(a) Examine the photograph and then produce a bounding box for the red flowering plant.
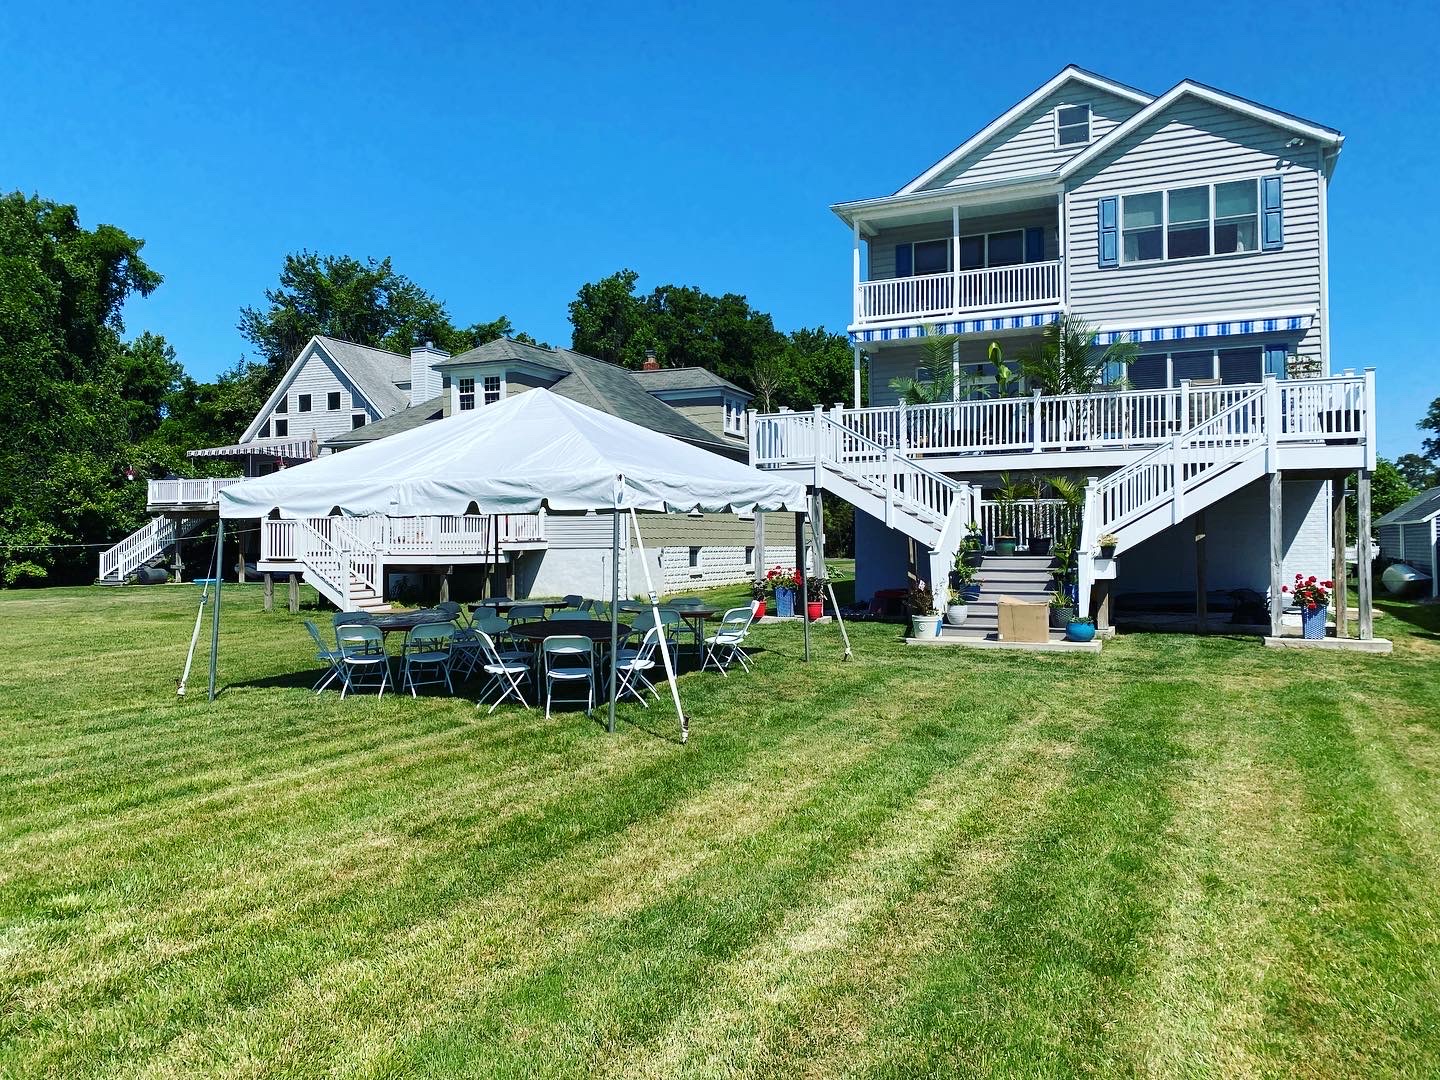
[1281,573,1334,612]
[764,565,800,593]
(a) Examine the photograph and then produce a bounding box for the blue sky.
[3,0,1437,457]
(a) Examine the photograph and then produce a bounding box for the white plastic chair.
[304,620,345,693]
[336,624,391,698]
[474,630,532,713]
[614,625,663,706]
[629,608,682,667]
[401,623,455,697]
[508,602,545,622]
[541,635,594,720]
[702,606,756,676]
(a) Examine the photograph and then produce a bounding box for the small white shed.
[1376,486,1440,597]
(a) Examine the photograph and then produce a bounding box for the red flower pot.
[806,600,823,622]
[753,599,767,619]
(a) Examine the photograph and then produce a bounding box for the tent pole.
[629,508,687,744]
[811,492,852,660]
[799,511,811,662]
[208,517,224,702]
[608,509,620,734]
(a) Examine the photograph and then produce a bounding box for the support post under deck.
[1268,471,1284,638]
[1194,510,1207,629]
[1332,479,1348,638]
[1357,469,1374,640]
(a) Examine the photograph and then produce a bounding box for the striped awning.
[1096,312,1312,346]
[849,311,1061,344]
[187,438,316,461]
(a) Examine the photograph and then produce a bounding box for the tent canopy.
[219,388,806,520]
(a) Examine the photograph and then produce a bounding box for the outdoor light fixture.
[123,465,137,482]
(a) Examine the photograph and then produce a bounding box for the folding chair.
[614,625,663,706]
[562,594,586,609]
[551,610,592,621]
[400,623,456,697]
[702,606,756,676]
[508,603,544,622]
[434,600,466,626]
[541,635,594,720]
[336,624,391,698]
[304,620,345,693]
[474,630,532,713]
[630,609,682,668]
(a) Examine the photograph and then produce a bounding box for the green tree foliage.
[1419,396,1440,462]
[1344,458,1418,543]
[0,192,174,584]
[1395,452,1438,491]
[1018,314,1137,396]
[568,269,852,410]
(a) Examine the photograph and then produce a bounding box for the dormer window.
[458,377,476,411]
[1055,104,1091,147]
[723,397,746,436]
[483,375,502,405]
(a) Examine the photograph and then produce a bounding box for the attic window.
[1055,104,1091,147]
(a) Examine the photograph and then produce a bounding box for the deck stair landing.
[942,554,1064,642]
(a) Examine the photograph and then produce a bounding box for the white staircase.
[98,517,199,583]
[752,409,976,610]
[288,518,391,613]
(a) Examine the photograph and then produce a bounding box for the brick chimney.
[641,348,660,372]
[409,342,449,406]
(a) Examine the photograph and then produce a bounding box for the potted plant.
[1028,534,1053,557]
[944,585,969,627]
[767,565,799,618]
[1065,614,1096,643]
[1098,533,1119,559]
[1282,573,1334,640]
[906,582,942,640]
[749,579,768,619]
[961,520,985,566]
[992,473,1035,556]
[950,553,980,601]
[1048,592,1076,629]
[805,573,827,622]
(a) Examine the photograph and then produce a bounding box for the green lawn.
[2,583,1438,1078]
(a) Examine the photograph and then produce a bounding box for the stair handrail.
[817,413,964,528]
[291,517,383,603]
[1086,383,1269,551]
[99,517,176,580]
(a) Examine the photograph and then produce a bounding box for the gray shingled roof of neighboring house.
[631,367,752,398]
[314,336,412,416]
[433,339,740,455]
[1376,486,1440,528]
[323,394,446,450]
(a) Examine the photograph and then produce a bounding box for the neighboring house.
[1377,487,1440,596]
[104,335,792,608]
[751,66,1380,638]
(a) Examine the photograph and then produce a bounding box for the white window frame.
[458,376,476,411]
[1054,103,1092,148]
[327,391,342,411]
[482,375,502,405]
[688,546,702,574]
[723,396,745,436]
[297,393,312,413]
[1121,178,1262,265]
[273,417,288,437]
[351,412,367,429]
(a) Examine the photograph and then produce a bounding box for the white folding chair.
[336,624,391,698]
[702,606,756,676]
[541,635,594,720]
[400,623,456,697]
[304,620,345,693]
[474,631,532,713]
[614,625,662,706]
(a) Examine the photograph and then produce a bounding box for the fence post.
[1030,389,1043,453]
[746,408,758,465]
[1171,433,1185,524]
[1363,367,1377,472]
[884,448,895,528]
[897,403,908,460]
[1178,379,1190,432]
[1264,373,1280,470]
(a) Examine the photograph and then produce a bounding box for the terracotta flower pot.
[806,600,823,622]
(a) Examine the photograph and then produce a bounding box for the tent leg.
[208,518,224,701]
[608,510,620,735]
[797,513,810,661]
[630,509,687,744]
[810,492,852,659]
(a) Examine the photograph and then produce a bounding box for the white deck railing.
[753,375,1372,465]
[260,512,547,566]
[147,477,245,507]
[99,517,177,581]
[856,261,1062,325]
[977,499,1079,549]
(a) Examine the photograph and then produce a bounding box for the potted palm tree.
[992,473,1035,556]
[961,520,984,566]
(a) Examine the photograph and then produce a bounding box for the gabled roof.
[1057,78,1344,180]
[433,336,567,373]
[1376,486,1440,528]
[323,394,446,450]
[239,335,412,442]
[897,65,1154,196]
[632,366,752,398]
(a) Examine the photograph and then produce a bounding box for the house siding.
[867,208,1059,281]
[1064,98,1327,375]
[864,336,1045,408]
[252,347,385,444]
[924,86,1146,190]
[671,402,727,439]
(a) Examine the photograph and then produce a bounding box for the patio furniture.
[400,623,456,697]
[551,610,593,621]
[630,609,683,667]
[702,606,757,675]
[614,625,663,705]
[473,630,532,713]
[336,624,391,698]
[541,635,595,719]
[507,603,546,622]
[562,593,586,608]
[303,620,345,693]
[333,610,373,628]
[434,600,466,626]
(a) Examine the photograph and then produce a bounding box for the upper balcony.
[147,477,246,513]
[856,261,1062,328]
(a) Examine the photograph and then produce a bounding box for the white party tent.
[210,388,809,740]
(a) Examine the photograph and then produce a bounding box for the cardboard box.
[997,595,1048,643]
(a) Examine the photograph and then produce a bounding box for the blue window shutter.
[895,243,913,277]
[1024,226,1045,263]
[1261,176,1284,250]
[1264,344,1288,378]
[1097,197,1118,268]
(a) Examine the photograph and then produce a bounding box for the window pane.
[1056,105,1090,146]
[1168,186,1209,224]
[1215,180,1256,218]
[958,236,984,270]
[987,231,1023,267]
[1172,351,1214,383]
[1214,218,1257,254]
[1168,223,1210,258]
[913,239,949,275]
[1124,227,1162,262]
[1123,192,1162,229]
[1218,347,1262,384]
[1057,104,1088,127]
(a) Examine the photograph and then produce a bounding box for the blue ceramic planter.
[1065,620,1096,643]
[1301,605,1328,640]
[775,586,796,618]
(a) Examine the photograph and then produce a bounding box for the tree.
[0,191,170,584]
[1345,458,1417,542]
[1419,396,1440,462]
[1018,314,1137,396]
[888,330,958,405]
[1396,452,1438,491]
